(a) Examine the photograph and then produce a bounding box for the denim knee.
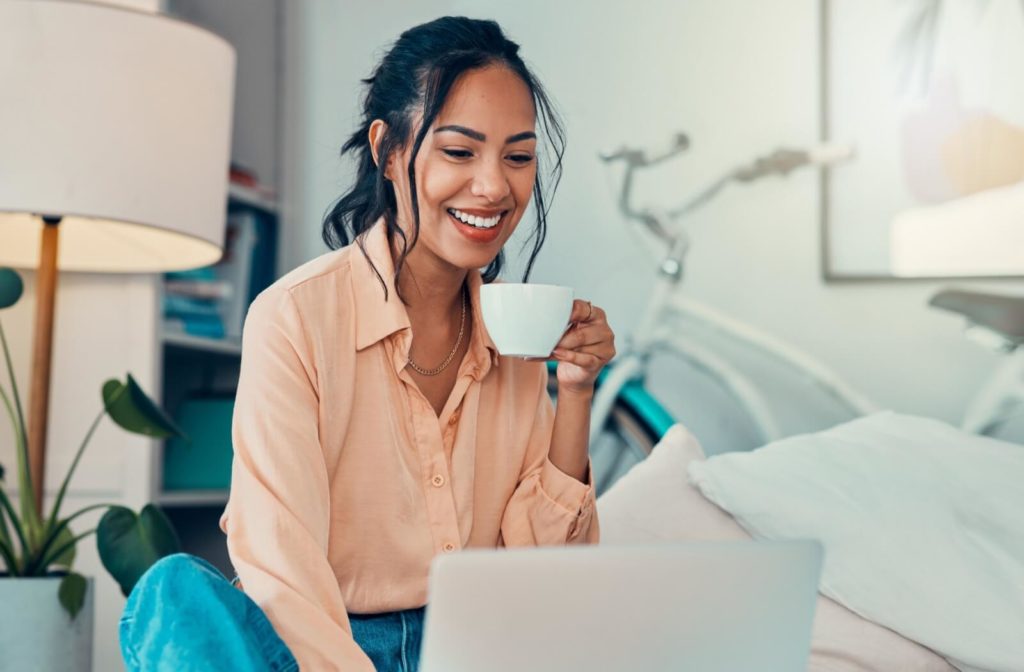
[119,553,298,672]
[124,553,227,619]
[146,552,225,585]
[121,554,237,669]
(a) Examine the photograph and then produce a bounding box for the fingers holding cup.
[568,298,596,329]
[551,299,616,390]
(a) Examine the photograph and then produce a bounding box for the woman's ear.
[368,119,392,180]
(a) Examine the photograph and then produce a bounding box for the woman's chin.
[448,250,501,272]
[441,231,512,270]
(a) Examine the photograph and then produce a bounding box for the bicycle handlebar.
[599,132,690,167]
[603,133,855,240]
[733,144,855,181]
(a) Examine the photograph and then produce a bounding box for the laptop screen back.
[420,540,823,672]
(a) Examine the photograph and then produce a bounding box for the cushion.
[597,424,955,672]
[688,412,1024,672]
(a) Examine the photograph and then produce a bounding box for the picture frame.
[820,0,1024,281]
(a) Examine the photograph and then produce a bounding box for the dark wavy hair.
[321,16,566,303]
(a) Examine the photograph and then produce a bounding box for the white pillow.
[597,424,954,672]
[687,411,1024,672]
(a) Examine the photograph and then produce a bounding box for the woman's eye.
[442,149,472,159]
[508,154,534,164]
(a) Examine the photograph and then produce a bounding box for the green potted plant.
[0,267,185,671]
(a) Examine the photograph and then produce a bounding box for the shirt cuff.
[539,457,596,518]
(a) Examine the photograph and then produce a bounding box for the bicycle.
[553,134,1024,495]
[547,133,881,493]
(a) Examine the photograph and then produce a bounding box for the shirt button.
[431,474,445,487]
[443,543,456,553]
[448,412,459,426]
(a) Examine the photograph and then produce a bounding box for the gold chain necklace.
[407,287,467,377]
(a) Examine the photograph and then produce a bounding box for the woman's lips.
[447,210,505,243]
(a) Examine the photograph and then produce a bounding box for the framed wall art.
[820,0,1024,280]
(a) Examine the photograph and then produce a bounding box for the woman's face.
[380,65,538,273]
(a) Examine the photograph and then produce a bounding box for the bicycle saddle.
[929,289,1024,343]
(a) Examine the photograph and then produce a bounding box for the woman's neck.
[391,239,467,320]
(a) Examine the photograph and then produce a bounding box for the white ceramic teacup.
[479,283,574,358]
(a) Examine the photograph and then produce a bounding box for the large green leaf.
[97,505,180,597]
[58,572,88,620]
[102,375,186,439]
[0,269,23,310]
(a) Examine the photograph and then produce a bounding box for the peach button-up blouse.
[219,219,599,670]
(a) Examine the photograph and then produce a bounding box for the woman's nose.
[470,159,511,203]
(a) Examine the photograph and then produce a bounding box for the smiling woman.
[118,16,617,672]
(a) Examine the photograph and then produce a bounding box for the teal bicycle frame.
[546,360,676,441]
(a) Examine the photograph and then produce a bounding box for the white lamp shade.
[0,0,236,273]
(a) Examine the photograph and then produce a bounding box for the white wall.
[281,0,1024,429]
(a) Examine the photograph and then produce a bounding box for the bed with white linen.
[595,412,1024,672]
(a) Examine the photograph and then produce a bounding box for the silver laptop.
[420,541,823,672]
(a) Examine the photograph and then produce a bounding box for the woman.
[120,16,615,672]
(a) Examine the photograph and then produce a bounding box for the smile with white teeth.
[448,208,504,229]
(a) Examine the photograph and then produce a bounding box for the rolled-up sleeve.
[219,288,374,671]
[500,366,599,546]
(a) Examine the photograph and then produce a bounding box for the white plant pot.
[0,575,94,672]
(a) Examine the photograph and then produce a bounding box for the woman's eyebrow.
[434,125,537,144]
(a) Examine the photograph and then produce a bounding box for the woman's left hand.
[549,299,616,394]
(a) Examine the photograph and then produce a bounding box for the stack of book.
[163,209,259,341]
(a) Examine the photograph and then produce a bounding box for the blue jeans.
[120,553,425,672]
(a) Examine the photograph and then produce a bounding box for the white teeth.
[448,208,502,229]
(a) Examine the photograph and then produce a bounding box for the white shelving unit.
[151,192,279,642]
[156,186,276,508]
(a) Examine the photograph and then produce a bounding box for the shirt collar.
[349,218,501,377]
